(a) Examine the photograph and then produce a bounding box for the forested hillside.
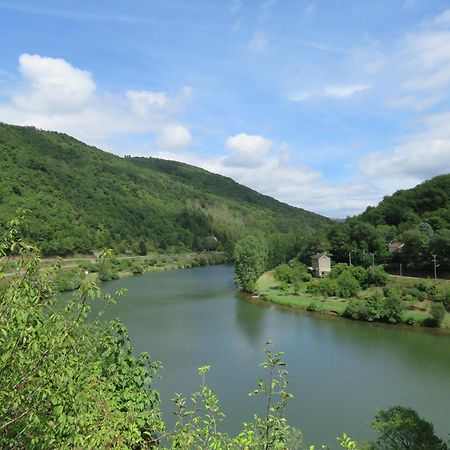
[313,175,450,273]
[0,123,328,256]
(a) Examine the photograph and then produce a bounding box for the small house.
[311,253,331,278]
[388,242,404,254]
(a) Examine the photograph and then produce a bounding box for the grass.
[255,270,450,331]
[256,271,349,314]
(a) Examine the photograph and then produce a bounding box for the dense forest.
[308,175,450,274]
[0,123,328,257]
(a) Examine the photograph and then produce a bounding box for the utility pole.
[399,263,402,277]
[432,255,438,280]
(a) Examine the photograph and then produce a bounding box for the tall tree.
[233,234,268,292]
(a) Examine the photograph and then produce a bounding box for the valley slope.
[0,123,329,256]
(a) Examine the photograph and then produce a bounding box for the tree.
[233,234,268,292]
[138,238,147,256]
[367,406,448,450]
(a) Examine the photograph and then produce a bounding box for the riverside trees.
[233,234,268,292]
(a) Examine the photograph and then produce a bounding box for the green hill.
[319,175,450,272]
[0,122,329,256]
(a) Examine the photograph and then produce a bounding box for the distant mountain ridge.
[0,122,329,256]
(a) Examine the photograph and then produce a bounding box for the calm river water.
[92,265,450,447]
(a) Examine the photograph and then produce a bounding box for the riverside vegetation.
[254,261,450,330]
[2,224,449,448]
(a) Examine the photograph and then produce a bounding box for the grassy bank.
[1,251,227,291]
[255,270,450,331]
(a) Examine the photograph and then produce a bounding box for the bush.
[405,316,416,326]
[335,271,360,298]
[274,263,292,283]
[130,262,144,275]
[53,268,84,292]
[344,298,369,321]
[78,260,98,273]
[403,287,422,300]
[383,296,405,324]
[366,266,388,287]
[430,303,446,327]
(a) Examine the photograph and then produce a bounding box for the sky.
[1,0,450,218]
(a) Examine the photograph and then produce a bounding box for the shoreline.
[253,270,450,336]
[1,251,227,289]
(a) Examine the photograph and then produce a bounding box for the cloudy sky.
[1,0,450,217]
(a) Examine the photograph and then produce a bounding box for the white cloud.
[360,111,450,179]
[289,83,370,102]
[248,32,268,53]
[0,54,192,150]
[224,133,273,168]
[386,94,444,111]
[126,90,169,114]
[323,84,371,98]
[156,124,192,150]
[434,9,450,26]
[13,54,95,113]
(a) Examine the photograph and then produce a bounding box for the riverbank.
[0,251,227,290]
[255,270,450,333]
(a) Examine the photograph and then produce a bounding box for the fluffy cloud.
[126,90,169,114]
[156,124,192,150]
[0,54,192,149]
[13,54,96,113]
[224,133,273,168]
[360,111,450,180]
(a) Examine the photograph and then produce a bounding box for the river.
[90,265,450,447]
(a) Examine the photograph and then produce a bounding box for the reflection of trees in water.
[234,292,268,345]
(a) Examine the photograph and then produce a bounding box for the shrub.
[274,263,292,283]
[405,316,416,326]
[366,266,388,287]
[430,303,446,327]
[344,298,369,321]
[53,268,84,292]
[335,271,360,298]
[403,287,422,300]
[130,262,144,275]
[78,260,98,273]
[383,296,405,324]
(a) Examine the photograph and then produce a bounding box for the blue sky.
[1,0,450,217]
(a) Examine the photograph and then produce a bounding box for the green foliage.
[53,267,85,292]
[344,293,405,324]
[365,266,388,287]
[321,175,450,272]
[274,259,309,285]
[235,342,303,449]
[0,220,164,449]
[233,234,268,292]
[97,249,119,281]
[335,271,361,298]
[430,303,446,327]
[382,296,405,324]
[0,123,328,257]
[367,406,448,450]
[138,239,148,256]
